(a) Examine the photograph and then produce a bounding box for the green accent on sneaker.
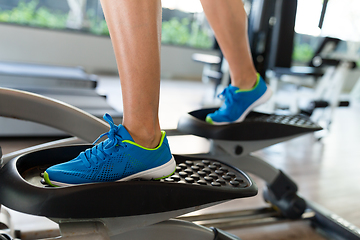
[44,172,59,187]
[122,131,167,150]
[235,73,261,93]
[206,115,214,124]
[154,168,176,180]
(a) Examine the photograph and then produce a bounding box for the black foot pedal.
[178,109,322,141]
[0,145,257,219]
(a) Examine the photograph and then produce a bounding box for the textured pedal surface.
[162,159,249,189]
[250,114,320,129]
[0,145,257,218]
[178,109,322,141]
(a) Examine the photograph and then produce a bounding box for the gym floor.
[1,77,359,239]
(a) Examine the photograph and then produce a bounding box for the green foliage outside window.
[0,0,67,29]
[86,9,109,36]
[162,18,191,45]
[0,0,213,49]
[292,43,314,64]
[188,20,214,49]
[161,18,213,49]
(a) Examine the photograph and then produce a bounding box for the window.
[0,0,215,49]
[293,0,360,64]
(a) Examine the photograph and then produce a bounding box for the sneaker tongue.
[117,125,134,141]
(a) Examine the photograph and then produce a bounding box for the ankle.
[232,72,258,90]
[125,126,162,149]
[135,132,162,149]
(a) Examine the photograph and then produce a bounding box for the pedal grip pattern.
[162,159,249,189]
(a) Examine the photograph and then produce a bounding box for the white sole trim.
[49,156,176,187]
[212,86,273,125]
[119,156,176,181]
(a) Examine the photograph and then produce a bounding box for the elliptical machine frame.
[1,87,359,239]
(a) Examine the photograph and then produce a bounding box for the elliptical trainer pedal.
[0,145,257,239]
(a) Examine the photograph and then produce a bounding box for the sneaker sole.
[119,155,176,181]
[46,156,176,187]
[211,86,273,125]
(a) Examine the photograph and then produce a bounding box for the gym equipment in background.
[0,61,122,137]
[267,37,358,133]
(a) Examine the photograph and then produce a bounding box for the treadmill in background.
[0,61,122,137]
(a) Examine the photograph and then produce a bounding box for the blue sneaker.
[206,73,272,125]
[44,113,176,187]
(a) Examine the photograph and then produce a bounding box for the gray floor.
[1,76,360,239]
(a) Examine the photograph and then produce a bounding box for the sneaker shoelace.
[80,113,125,168]
[217,86,235,111]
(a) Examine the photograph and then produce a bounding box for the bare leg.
[100,0,162,148]
[200,0,257,89]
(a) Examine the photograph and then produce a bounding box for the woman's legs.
[100,0,162,148]
[101,0,259,140]
[200,0,257,89]
[201,0,272,124]
[44,0,270,186]
[43,0,176,186]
